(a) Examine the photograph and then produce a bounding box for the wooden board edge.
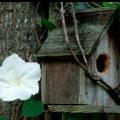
[46,105,120,113]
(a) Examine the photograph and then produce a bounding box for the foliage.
[0,115,8,120]
[37,18,56,30]
[21,98,44,118]
[102,2,119,8]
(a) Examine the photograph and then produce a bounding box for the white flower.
[0,53,41,101]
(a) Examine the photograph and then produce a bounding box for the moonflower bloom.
[0,53,41,101]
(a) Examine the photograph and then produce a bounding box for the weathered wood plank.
[41,61,47,104]
[87,32,120,105]
[37,25,104,57]
[78,68,86,104]
[41,60,81,104]
[47,105,120,113]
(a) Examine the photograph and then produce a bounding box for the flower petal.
[20,63,41,82]
[0,86,32,101]
[0,67,9,81]
[0,82,11,94]
[2,53,25,73]
[21,81,39,95]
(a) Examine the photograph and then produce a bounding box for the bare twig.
[35,2,40,16]
[33,2,41,54]
[33,2,40,26]
[15,101,22,120]
[34,29,47,54]
[60,2,87,72]
[34,27,40,46]
[33,2,47,54]
[70,2,89,70]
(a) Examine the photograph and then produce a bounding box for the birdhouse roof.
[37,8,114,58]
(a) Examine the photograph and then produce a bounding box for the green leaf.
[21,99,44,117]
[102,2,118,9]
[0,115,9,120]
[37,18,56,30]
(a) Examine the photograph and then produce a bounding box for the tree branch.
[60,2,120,105]
[70,2,88,69]
[60,2,87,72]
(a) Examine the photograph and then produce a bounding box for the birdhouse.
[37,3,120,113]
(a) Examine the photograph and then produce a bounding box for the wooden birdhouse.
[37,3,120,113]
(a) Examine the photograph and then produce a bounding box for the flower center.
[13,79,21,86]
[11,70,22,86]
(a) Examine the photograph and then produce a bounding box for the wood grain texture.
[47,105,120,113]
[87,31,120,105]
[38,25,104,57]
[0,2,37,118]
[41,60,80,104]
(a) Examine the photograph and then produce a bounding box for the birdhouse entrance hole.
[96,54,110,74]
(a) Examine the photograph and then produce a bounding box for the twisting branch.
[60,2,120,105]
[70,2,88,70]
[69,2,116,92]
[60,2,87,72]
